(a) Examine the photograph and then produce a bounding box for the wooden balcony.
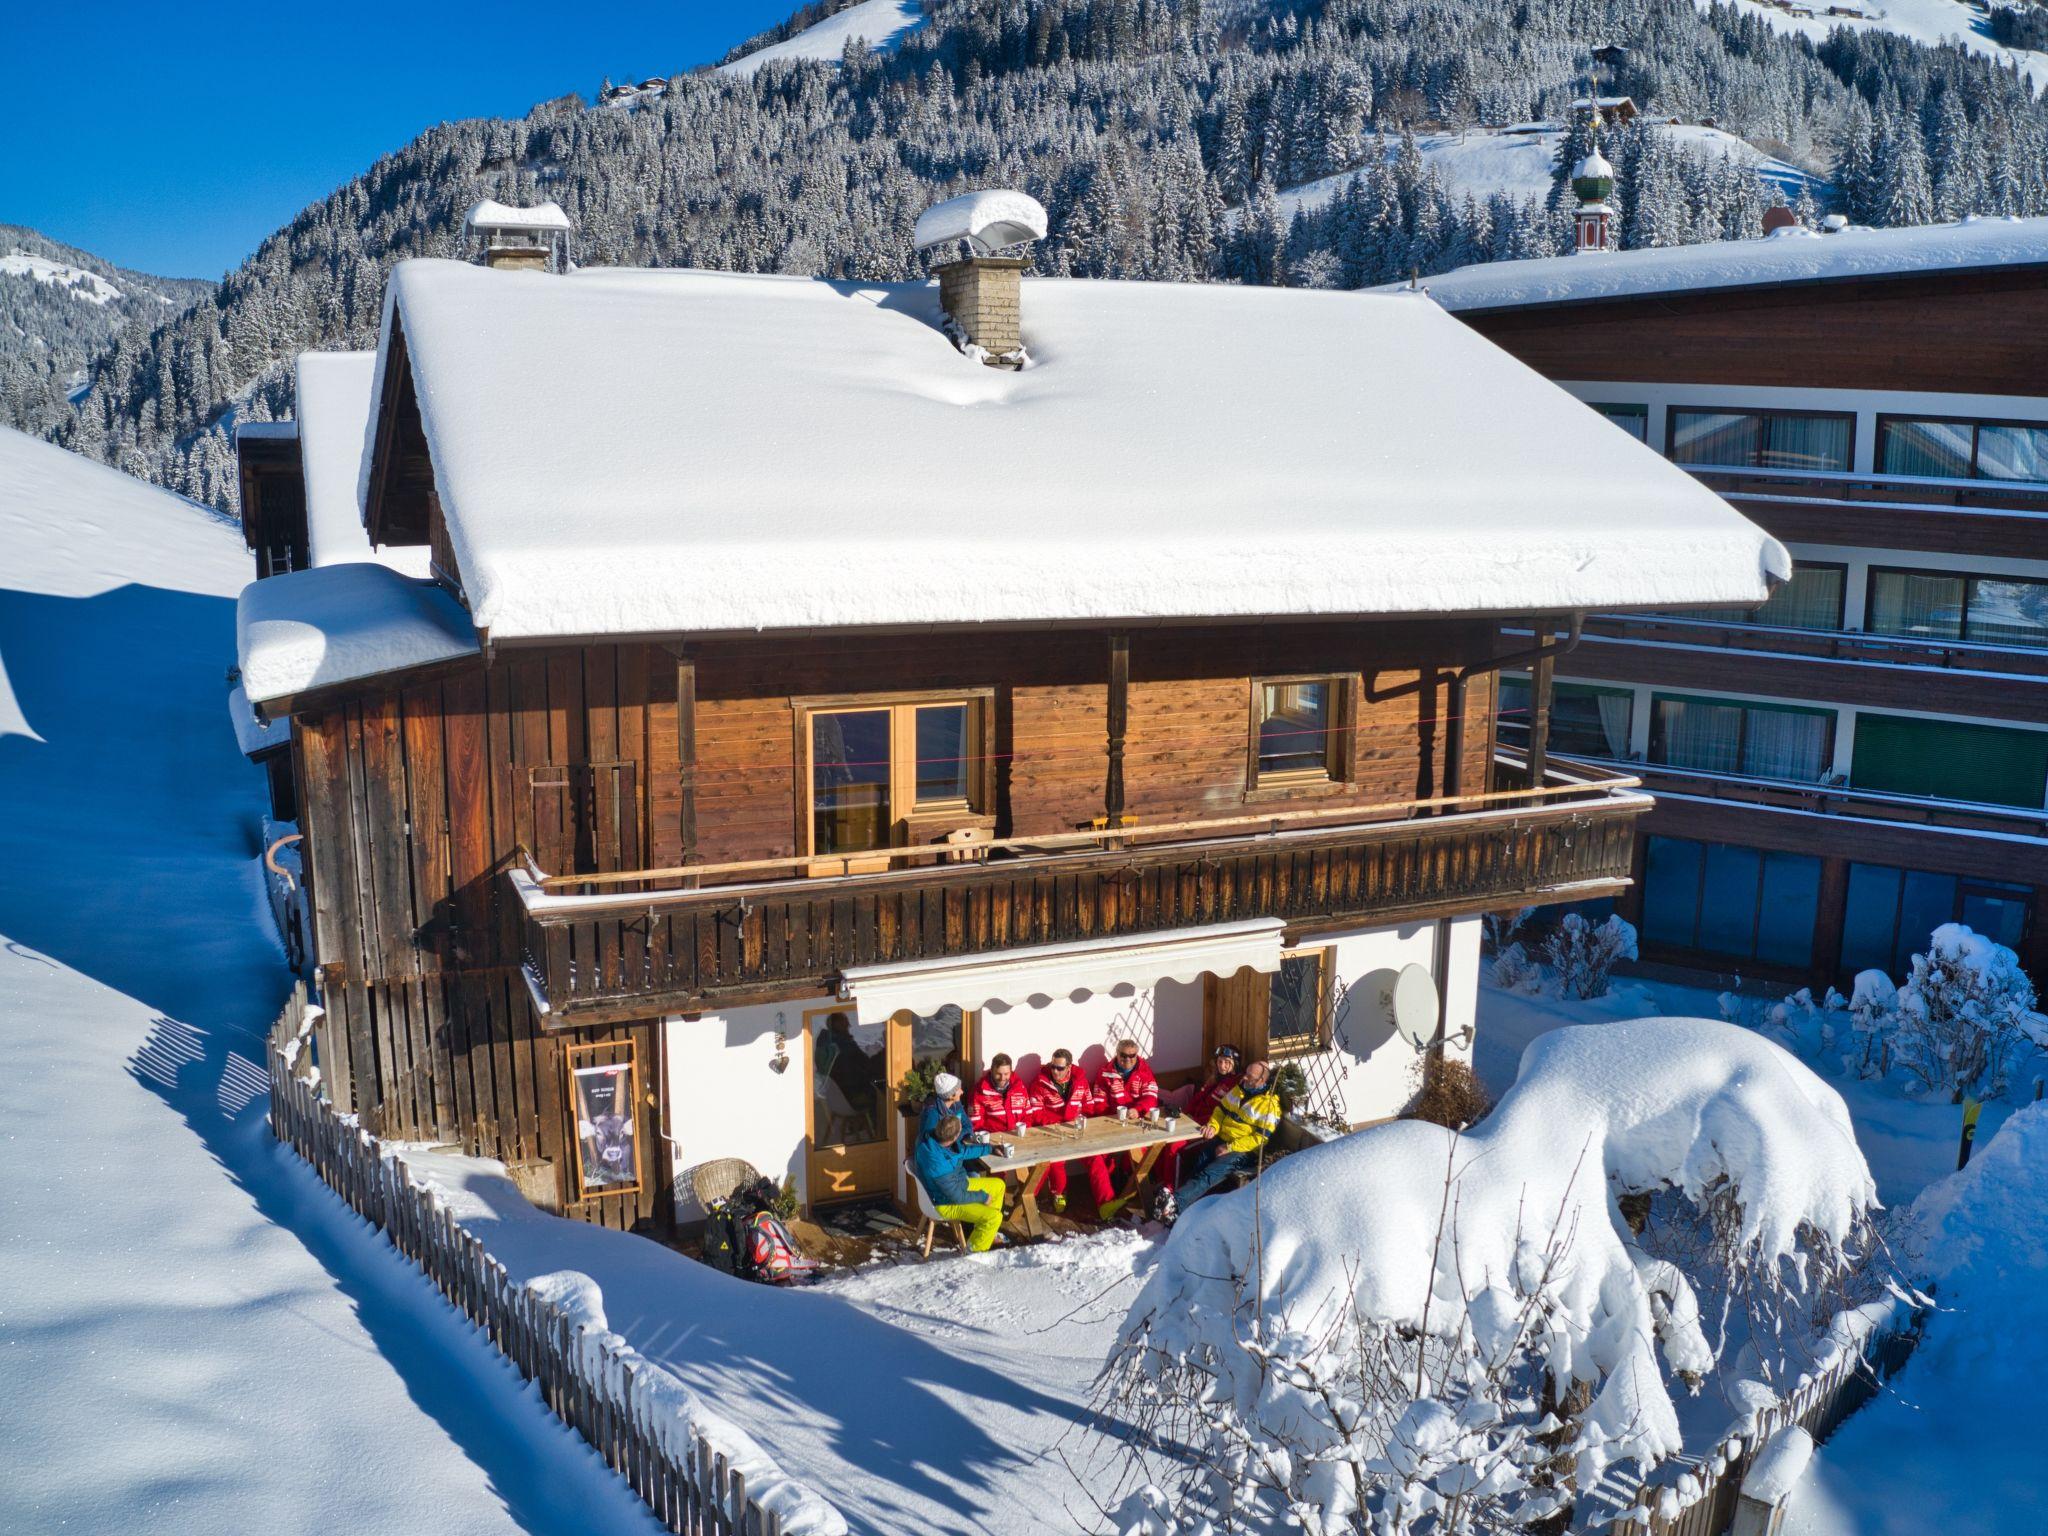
[511,760,1649,1026]
[1691,466,2048,561]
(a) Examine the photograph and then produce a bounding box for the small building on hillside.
[1406,216,2048,992]
[232,202,1784,1234]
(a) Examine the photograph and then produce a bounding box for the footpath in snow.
[0,427,661,1536]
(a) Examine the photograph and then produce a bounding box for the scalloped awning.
[839,918,1285,1024]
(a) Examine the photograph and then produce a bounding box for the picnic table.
[981,1113,1200,1237]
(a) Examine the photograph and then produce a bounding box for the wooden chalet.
[233,199,1784,1233]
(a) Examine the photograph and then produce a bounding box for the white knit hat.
[934,1072,963,1098]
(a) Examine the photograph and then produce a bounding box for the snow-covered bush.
[1104,1019,1879,1535]
[1489,939,1540,993]
[1844,969,1900,1077]
[1889,925,2036,1097]
[1482,907,1534,956]
[1543,912,1638,1000]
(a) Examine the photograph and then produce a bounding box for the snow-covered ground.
[1,249,124,304]
[1694,0,2048,91]
[0,426,666,1535]
[718,0,925,78]
[1275,123,1818,221]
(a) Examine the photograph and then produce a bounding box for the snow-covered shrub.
[1889,924,2036,1097]
[1844,969,1899,1077]
[1482,906,1534,956]
[1543,912,1638,1000]
[1402,1055,1493,1129]
[1490,939,1540,993]
[1104,1019,1880,1535]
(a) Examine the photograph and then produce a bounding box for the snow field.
[718,0,925,78]
[1,249,124,305]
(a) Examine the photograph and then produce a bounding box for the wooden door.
[888,1005,975,1208]
[1203,967,1270,1063]
[803,1006,894,1206]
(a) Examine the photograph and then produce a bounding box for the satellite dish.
[1388,963,1441,1051]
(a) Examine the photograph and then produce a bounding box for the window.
[1866,566,2048,650]
[1877,415,2048,482]
[1669,408,1853,472]
[1649,694,1834,782]
[1254,677,1346,784]
[1268,949,1330,1057]
[1641,835,1821,968]
[1678,562,1847,631]
[1498,677,1633,759]
[805,696,987,857]
[1590,402,1648,442]
[1842,863,2033,978]
[1850,712,2048,809]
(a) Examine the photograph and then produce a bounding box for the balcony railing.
[510,757,1649,1025]
[1689,464,2048,515]
[1626,760,2048,841]
[1690,465,2048,560]
[1578,612,2048,679]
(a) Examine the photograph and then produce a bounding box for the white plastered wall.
[661,914,1484,1215]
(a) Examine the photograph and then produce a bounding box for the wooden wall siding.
[1563,635,2048,726]
[1460,266,2048,395]
[524,796,1644,1022]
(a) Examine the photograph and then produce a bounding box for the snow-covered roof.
[234,420,298,442]
[227,681,291,757]
[368,257,1786,643]
[1406,214,2048,313]
[236,564,480,710]
[295,352,432,577]
[911,190,1047,254]
[463,199,572,234]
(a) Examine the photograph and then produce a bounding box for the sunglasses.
[1116,1051,1138,1062]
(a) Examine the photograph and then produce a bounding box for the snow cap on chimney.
[916,190,1047,370]
[463,199,573,273]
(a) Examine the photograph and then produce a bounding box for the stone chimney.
[463,199,573,273]
[913,190,1049,369]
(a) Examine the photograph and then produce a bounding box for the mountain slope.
[0,225,211,442]
[45,0,2048,511]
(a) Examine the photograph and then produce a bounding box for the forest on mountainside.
[31,0,2048,510]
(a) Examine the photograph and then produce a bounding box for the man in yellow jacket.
[1157,1059,1281,1222]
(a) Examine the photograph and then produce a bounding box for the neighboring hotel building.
[230,195,1784,1231]
[1415,216,2048,991]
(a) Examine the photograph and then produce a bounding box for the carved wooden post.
[668,643,698,887]
[1528,645,1554,789]
[1105,631,1129,834]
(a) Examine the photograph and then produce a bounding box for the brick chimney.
[913,189,1048,369]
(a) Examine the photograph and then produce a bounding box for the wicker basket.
[690,1156,762,1210]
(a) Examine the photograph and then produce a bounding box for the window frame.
[1647,691,1837,782]
[1248,674,1354,792]
[1665,405,1857,473]
[1588,401,1649,442]
[1841,861,2034,978]
[1864,563,2048,651]
[1641,834,1821,970]
[794,690,994,860]
[1267,946,1333,1059]
[1874,412,2048,483]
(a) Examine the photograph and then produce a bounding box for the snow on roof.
[463,199,572,233]
[295,352,431,577]
[234,420,298,442]
[236,564,479,709]
[911,190,1047,254]
[373,258,1787,643]
[1407,214,2048,312]
[717,0,924,78]
[227,681,290,757]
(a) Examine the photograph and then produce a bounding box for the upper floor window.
[1498,678,1633,760]
[1675,561,1846,631]
[806,695,987,859]
[1589,402,1648,442]
[1253,677,1347,785]
[1867,566,2048,650]
[1649,692,1834,782]
[1668,408,1853,473]
[1877,415,2048,482]
[1850,711,2048,809]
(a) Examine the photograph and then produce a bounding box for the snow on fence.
[1608,1304,1925,1536]
[266,985,843,1536]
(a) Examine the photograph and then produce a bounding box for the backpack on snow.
[700,1200,751,1278]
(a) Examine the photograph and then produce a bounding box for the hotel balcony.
[1693,465,2048,562]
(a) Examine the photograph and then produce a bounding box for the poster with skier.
[568,1045,641,1198]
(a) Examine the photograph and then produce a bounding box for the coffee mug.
[1115,1106,1128,1121]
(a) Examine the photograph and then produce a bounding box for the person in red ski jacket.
[970,1054,1035,1135]
[1096,1039,1166,1218]
[1028,1048,1114,1215]
[1161,1044,1242,1192]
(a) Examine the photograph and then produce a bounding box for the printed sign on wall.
[567,1043,641,1199]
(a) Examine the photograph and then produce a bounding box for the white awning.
[839,918,1286,1025]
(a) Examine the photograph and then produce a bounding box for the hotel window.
[1867,566,2048,650]
[1589,402,1648,442]
[1668,408,1853,472]
[1679,562,1847,631]
[805,696,987,857]
[1850,712,2048,809]
[1641,835,1821,969]
[1877,415,2048,482]
[1267,948,1332,1057]
[1842,863,2033,978]
[1253,677,1348,785]
[1497,678,1633,759]
[1648,693,1834,782]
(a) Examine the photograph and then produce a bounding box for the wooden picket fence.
[1608,1301,1925,1536]
[266,985,834,1536]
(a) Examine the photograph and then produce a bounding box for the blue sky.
[4,2,795,280]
